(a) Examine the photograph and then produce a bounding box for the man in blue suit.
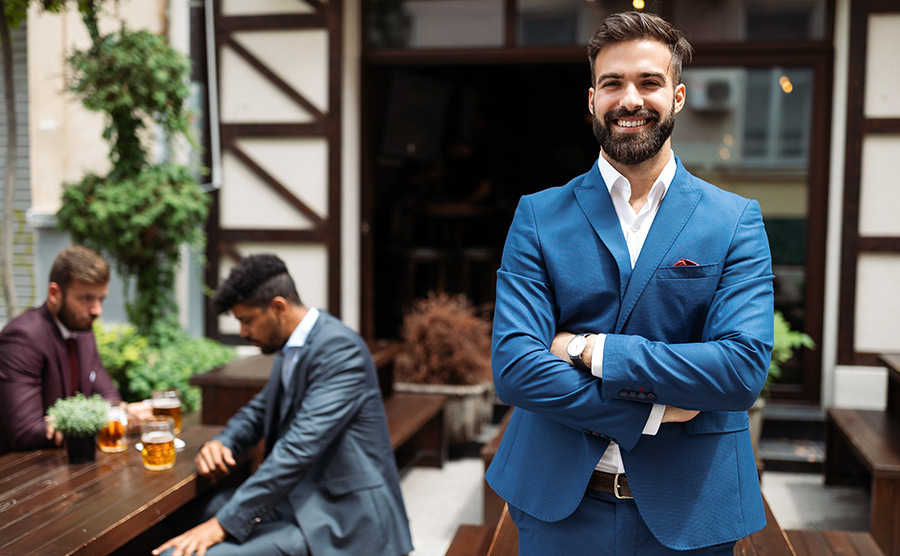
[485,11,774,555]
[155,254,412,556]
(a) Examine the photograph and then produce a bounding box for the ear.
[588,87,595,115]
[47,282,63,312]
[269,296,288,315]
[673,83,686,114]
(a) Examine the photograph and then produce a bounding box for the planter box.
[394,381,494,445]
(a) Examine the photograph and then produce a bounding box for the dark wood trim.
[218,13,326,32]
[504,0,515,48]
[205,0,342,339]
[858,237,900,252]
[864,119,900,134]
[223,35,326,120]
[326,0,343,317]
[219,229,327,242]
[836,1,900,366]
[220,122,326,140]
[226,143,326,228]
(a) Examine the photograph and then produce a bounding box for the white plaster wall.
[821,0,850,409]
[342,0,362,332]
[27,1,166,215]
[865,14,900,118]
[833,366,888,410]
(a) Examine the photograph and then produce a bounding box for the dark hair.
[587,11,693,86]
[212,254,302,314]
[49,245,110,288]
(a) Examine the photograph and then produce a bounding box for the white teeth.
[617,119,647,128]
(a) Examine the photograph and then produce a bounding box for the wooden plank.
[827,409,900,478]
[788,530,884,556]
[879,354,900,419]
[444,524,495,556]
[733,498,796,555]
[486,504,518,556]
[0,417,224,556]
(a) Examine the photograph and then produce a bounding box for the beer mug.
[151,388,183,435]
[141,416,176,471]
[97,403,129,453]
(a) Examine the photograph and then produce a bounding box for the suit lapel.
[615,162,702,332]
[574,165,633,299]
[264,352,284,452]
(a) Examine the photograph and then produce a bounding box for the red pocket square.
[674,258,699,267]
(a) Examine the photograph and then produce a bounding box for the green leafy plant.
[46,393,109,437]
[94,321,236,411]
[765,310,815,396]
[57,4,209,343]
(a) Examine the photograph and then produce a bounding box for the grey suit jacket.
[212,311,413,556]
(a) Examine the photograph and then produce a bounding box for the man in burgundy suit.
[0,245,151,454]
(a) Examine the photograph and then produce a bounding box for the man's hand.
[152,517,227,556]
[125,400,153,427]
[661,406,700,423]
[195,440,236,479]
[44,415,63,446]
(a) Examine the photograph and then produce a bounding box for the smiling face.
[589,39,686,167]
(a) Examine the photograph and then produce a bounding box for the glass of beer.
[151,388,183,435]
[97,404,129,453]
[141,416,176,471]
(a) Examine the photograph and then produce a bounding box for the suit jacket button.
[637,392,647,401]
[628,391,637,399]
[619,390,629,398]
[647,393,656,402]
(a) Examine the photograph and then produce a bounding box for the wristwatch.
[566,333,591,372]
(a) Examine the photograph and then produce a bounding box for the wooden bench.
[787,530,885,556]
[444,504,517,556]
[824,354,900,556]
[190,340,448,473]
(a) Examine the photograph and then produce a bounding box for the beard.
[57,291,94,332]
[592,103,676,165]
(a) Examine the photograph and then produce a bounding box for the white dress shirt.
[281,307,320,393]
[590,150,675,474]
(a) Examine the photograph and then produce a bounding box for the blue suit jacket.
[485,158,774,550]
[211,311,413,556]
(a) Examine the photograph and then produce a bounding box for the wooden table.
[0,416,224,556]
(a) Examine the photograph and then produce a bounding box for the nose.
[90,299,103,318]
[619,83,644,111]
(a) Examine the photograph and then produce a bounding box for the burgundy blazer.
[0,304,120,454]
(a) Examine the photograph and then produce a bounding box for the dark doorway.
[363,63,597,338]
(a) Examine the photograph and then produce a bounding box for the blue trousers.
[508,489,737,556]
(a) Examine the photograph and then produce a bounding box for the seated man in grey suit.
[154,254,413,556]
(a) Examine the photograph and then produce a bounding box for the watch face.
[567,334,587,357]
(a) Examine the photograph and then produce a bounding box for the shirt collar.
[53,315,77,340]
[282,307,320,353]
[597,149,677,200]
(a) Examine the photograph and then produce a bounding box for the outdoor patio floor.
[400,456,871,556]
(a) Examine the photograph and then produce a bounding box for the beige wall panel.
[859,134,900,237]
[217,242,328,334]
[235,138,328,218]
[27,1,166,213]
[219,47,313,123]
[865,14,900,118]
[233,30,328,114]
[222,0,314,17]
[855,254,900,353]
[220,152,316,229]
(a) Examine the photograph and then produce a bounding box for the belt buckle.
[613,473,633,500]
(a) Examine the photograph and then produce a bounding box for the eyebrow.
[596,71,669,84]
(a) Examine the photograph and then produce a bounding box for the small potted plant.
[46,393,110,464]
[394,292,494,445]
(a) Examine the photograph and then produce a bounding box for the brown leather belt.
[588,471,634,499]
